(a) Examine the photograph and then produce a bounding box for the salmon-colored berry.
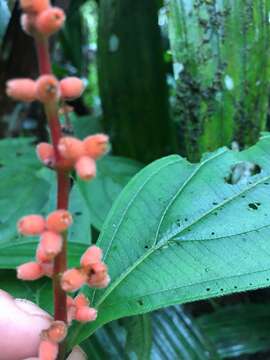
[40,261,54,278]
[6,79,37,102]
[35,7,66,36]
[36,142,55,167]
[20,0,50,14]
[88,274,111,289]
[39,231,63,260]
[83,134,109,159]
[60,77,85,100]
[44,321,67,344]
[36,75,60,103]
[46,210,73,233]
[17,262,44,281]
[38,339,58,360]
[74,293,89,308]
[61,268,87,292]
[80,245,103,269]
[17,214,46,236]
[58,137,84,161]
[75,156,96,181]
[75,306,97,323]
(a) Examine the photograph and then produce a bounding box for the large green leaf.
[78,156,142,230]
[78,302,270,359]
[198,302,270,358]
[69,136,270,346]
[81,314,152,359]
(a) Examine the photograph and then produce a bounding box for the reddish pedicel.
[6,79,37,102]
[20,0,50,14]
[35,7,66,36]
[75,156,96,181]
[46,210,73,233]
[61,268,87,292]
[17,262,44,281]
[83,134,109,159]
[80,245,103,269]
[60,77,85,100]
[17,214,46,236]
[36,142,55,167]
[58,137,85,161]
[36,75,60,103]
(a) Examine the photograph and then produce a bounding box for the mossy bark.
[169,0,270,161]
[98,0,176,163]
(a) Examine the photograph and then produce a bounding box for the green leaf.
[69,136,270,346]
[198,303,270,358]
[0,240,87,269]
[81,308,219,360]
[123,314,152,360]
[78,156,142,230]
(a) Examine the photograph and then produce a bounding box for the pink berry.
[46,210,73,233]
[17,262,44,281]
[74,293,89,308]
[80,245,103,269]
[20,0,50,14]
[58,137,85,161]
[61,268,87,292]
[88,274,111,289]
[35,7,66,36]
[36,143,55,167]
[39,339,58,360]
[75,156,96,181]
[17,215,46,236]
[44,321,67,344]
[36,75,60,103]
[39,231,63,261]
[83,134,109,159]
[75,306,97,323]
[6,79,37,102]
[60,77,85,100]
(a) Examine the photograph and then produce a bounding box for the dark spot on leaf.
[206,288,210,292]
[138,300,144,306]
[264,182,269,185]
[187,229,191,232]
[16,151,22,157]
[248,203,260,210]
[220,288,224,292]
[144,245,149,249]
[75,211,82,216]
[212,202,218,206]
[234,286,238,289]
[267,278,269,282]
[184,218,188,222]
[241,195,246,199]
[249,283,253,286]
[214,212,218,216]
[211,232,215,236]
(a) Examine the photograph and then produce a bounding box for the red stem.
[35,36,69,359]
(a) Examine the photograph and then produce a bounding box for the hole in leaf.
[225,162,261,185]
[144,245,149,249]
[211,232,215,236]
[248,203,260,210]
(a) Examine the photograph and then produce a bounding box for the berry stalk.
[34,35,69,343]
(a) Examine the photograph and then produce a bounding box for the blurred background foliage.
[1,0,270,358]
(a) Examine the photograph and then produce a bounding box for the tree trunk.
[98,0,176,163]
